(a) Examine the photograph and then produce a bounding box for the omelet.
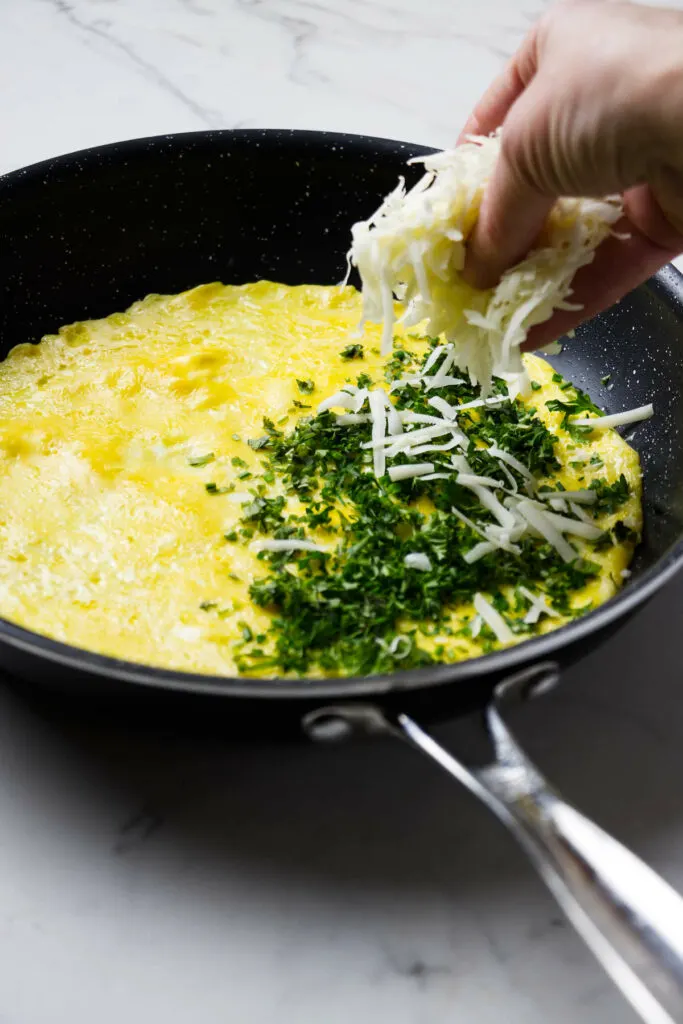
[0,282,642,677]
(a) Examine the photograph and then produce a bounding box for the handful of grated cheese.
[349,132,622,393]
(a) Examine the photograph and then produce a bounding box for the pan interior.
[0,129,682,693]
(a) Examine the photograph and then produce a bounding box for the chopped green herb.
[205,482,230,495]
[188,453,215,468]
[384,344,416,382]
[241,495,287,533]
[530,381,542,391]
[231,456,248,469]
[296,379,315,394]
[546,383,603,441]
[262,417,282,436]
[340,343,364,360]
[601,374,611,386]
[199,601,218,611]
[589,474,631,516]
[195,334,635,677]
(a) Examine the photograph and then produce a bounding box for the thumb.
[463,146,553,290]
[463,94,555,289]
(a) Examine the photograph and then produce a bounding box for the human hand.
[460,0,683,349]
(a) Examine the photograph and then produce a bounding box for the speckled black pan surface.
[0,129,682,726]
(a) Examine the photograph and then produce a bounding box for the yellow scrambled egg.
[0,282,642,676]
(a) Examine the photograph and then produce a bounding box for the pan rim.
[0,128,681,700]
[0,539,681,698]
[0,127,435,190]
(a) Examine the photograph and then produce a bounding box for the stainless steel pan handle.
[304,664,683,1024]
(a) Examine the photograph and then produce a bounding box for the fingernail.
[462,243,500,290]
[455,117,479,147]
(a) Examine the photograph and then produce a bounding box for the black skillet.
[2,130,683,1019]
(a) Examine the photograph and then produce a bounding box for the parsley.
[292,400,311,409]
[340,343,364,360]
[238,621,253,642]
[205,482,230,495]
[546,383,603,441]
[188,453,215,468]
[594,520,638,551]
[465,402,560,477]
[231,456,248,469]
[241,495,287,533]
[201,335,621,677]
[262,417,283,438]
[356,372,373,389]
[248,435,270,451]
[530,381,542,391]
[384,344,416,382]
[589,474,631,516]
[601,374,611,386]
[296,379,315,394]
[613,520,638,543]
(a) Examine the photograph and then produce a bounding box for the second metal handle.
[304,664,683,1024]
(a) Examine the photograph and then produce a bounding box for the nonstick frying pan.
[2,129,683,1020]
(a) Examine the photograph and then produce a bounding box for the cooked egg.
[0,282,641,676]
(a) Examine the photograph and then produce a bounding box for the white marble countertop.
[2,1,683,1022]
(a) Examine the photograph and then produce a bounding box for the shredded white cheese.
[542,489,596,504]
[376,634,412,658]
[349,131,622,389]
[404,552,432,571]
[571,404,654,430]
[515,500,576,563]
[541,509,603,541]
[251,540,329,554]
[569,502,595,525]
[369,389,388,478]
[465,615,480,639]
[518,585,560,625]
[473,592,515,644]
[463,541,496,564]
[335,413,372,425]
[428,396,457,420]
[450,505,489,540]
[318,389,367,414]
[453,454,516,528]
[487,443,535,488]
[388,462,435,482]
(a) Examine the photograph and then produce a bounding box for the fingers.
[456,25,539,144]
[521,209,683,351]
[463,143,554,289]
[457,60,527,144]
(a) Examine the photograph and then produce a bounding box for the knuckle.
[499,116,542,192]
